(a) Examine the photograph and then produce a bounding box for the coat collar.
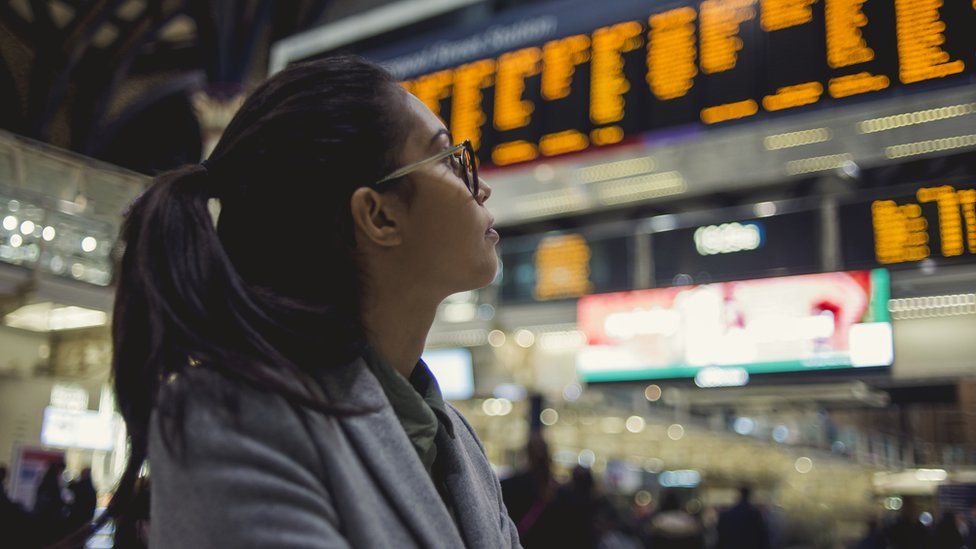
[312,357,465,547]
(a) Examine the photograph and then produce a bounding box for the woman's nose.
[478,179,492,203]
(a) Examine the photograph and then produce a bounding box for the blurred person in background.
[716,486,770,549]
[67,468,96,534]
[886,497,931,549]
[854,519,886,549]
[932,511,965,549]
[645,490,704,549]
[501,432,560,546]
[33,459,68,545]
[78,54,517,548]
[1,465,32,547]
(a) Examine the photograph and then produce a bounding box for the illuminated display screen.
[391,0,975,167]
[652,210,821,285]
[499,233,632,303]
[577,269,892,382]
[840,183,976,269]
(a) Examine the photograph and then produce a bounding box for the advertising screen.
[577,269,892,382]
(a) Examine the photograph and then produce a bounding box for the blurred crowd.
[0,461,95,548]
[500,434,976,549]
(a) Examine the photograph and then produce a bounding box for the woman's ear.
[350,187,404,247]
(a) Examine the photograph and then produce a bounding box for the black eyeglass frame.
[372,139,480,199]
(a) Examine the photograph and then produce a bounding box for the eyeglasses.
[373,139,480,199]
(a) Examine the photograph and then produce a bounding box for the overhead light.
[575,157,656,183]
[595,171,686,205]
[763,128,831,150]
[884,134,976,160]
[858,103,976,133]
[785,153,853,175]
[888,293,976,319]
[4,302,109,332]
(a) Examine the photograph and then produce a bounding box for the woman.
[100,55,519,548]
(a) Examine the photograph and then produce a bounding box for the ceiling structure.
[0,0,337,174]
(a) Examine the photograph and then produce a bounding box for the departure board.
[396,0,976,168]
[840,183,976,269]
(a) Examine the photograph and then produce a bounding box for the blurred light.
[733,417,756,435]
[3,216,17,231]
[540,408,559,426]
[600,417,624,434]
[645,384,662,402]
[648,214,677,232]
[635,490,653,507]
[839,160,860,179]
[644,458,665,473]
[888,294,976,320]
[477,304,495,320]
[71,263,85,279]
[659,469,701,488]
[483,398,503,416]
[884,496,903,511]
[694,223,762,255]
[667,424,685,440]
[4,303,108,332]
[773,425,790,443]
[786,153,853,175]
[686,499,703,514]
[859,103,976,133]
[575,157,655,184]
[914,468,948,482]
[695,367,749,388]
[920,258,937,275]
[563,383,583,401]
[9,234,22,247]
[885,134,976,160]
[539,330,587,351]
[496,398,513,416]
[794,457,813,473]
[38,344,50,360]
[515,329,535,348]
[534,163,555,182]
[763,127,831,150]
[578,449,596,468]
[831,441,847,453]
[42,226,56,241]
[50,256,64,273]
[20,220,34,235]
[7,200,19,212]
[488,330,506,347]
[673,273,693,286]
[595,172,686,206]
[82,237,97,253]
[625,415,645,433]
[919,512,933,526]
[443,302,477,323]
[753,201,777,218]
[494,383,527,401]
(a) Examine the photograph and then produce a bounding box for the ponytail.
[63,55,410,548]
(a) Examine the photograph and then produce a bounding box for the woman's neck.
[360,283,439,378]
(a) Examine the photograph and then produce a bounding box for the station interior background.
[2,0,976,547]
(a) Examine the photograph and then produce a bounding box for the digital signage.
[375,0,976,168]
[841,183,976,269]
[652,210,822,285]
[577,269,892,382]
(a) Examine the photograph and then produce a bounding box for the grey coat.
[148,357,522,548]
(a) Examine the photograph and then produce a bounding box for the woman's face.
[365,91,499,296]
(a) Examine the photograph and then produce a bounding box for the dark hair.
[67,55,413,545]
